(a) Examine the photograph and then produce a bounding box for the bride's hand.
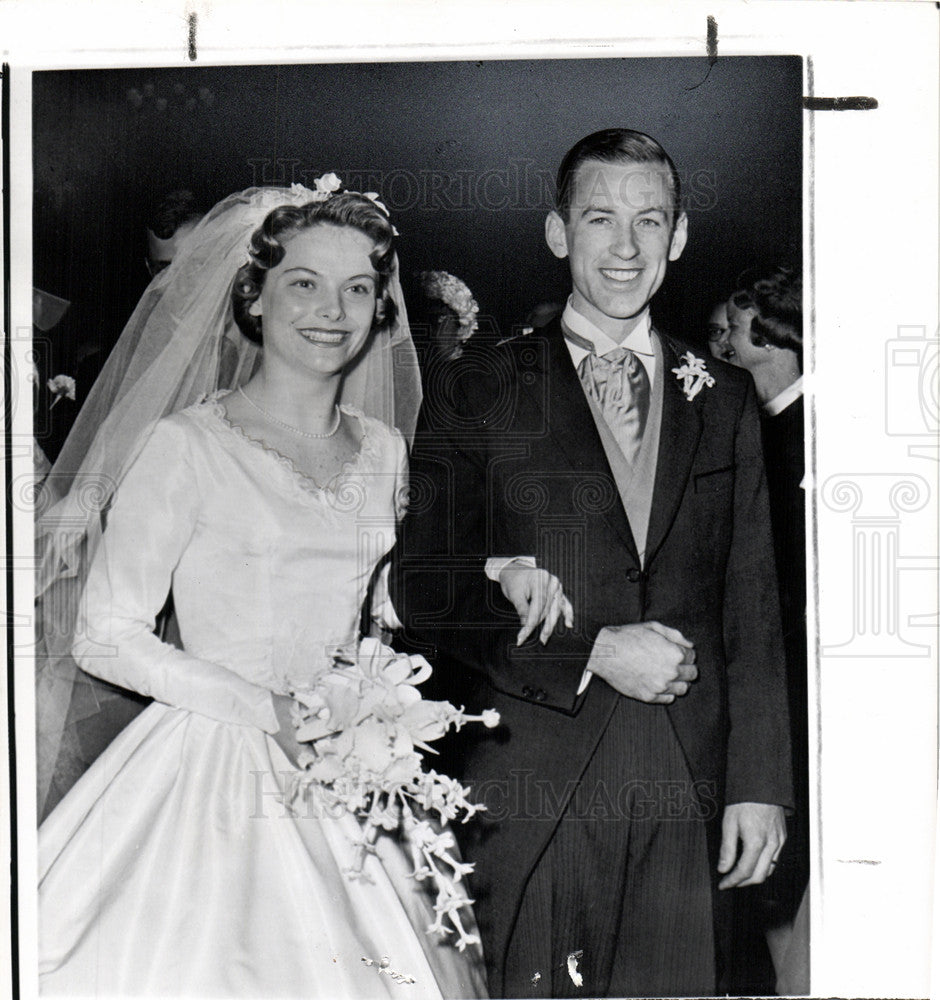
[498,561,574,646]
[271,693,305,768]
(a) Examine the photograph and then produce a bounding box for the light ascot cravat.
[575,344,651,465]
[562,309,653,465]
[562,306,658,697]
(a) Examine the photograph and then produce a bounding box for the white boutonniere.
[671,352,715,402]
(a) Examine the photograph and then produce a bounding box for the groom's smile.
[599,267,642,283]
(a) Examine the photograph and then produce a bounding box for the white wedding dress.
[38,394,487,999]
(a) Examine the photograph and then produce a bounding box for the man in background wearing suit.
[726,264,807,993]
[395,129,793,997]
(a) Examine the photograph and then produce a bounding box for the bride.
[36,180,487,998]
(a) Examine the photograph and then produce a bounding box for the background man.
[725,264,807,994]
[396,129,792,997]
[144,189,205,277]
[706,297,733,362]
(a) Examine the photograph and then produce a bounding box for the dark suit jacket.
[394,318,793,975]
[761,395,809,913]
[762,396,807,682]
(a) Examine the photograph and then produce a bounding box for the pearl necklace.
[237,386,342,440]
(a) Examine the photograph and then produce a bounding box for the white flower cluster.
[303,172,342,201]
[300,174,398,234]
[47,374,76,408]
[288,637,498,951]
[419,271,480,342]
[671,351,716,402]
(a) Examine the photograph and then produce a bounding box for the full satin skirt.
[39,702,487,999]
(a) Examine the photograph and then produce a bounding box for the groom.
[395,129,793,997]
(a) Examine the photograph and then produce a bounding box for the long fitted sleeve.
[72,418,280,734]
[371,431,409,630]
[721,379,792,806]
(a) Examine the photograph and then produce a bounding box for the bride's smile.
[294,326,353,345]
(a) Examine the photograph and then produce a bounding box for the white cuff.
[485,555,537,582]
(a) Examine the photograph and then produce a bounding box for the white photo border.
[2,2,938,998]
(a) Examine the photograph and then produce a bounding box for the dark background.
[33,57,801,453]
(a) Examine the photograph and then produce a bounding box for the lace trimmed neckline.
[199,390,381,499]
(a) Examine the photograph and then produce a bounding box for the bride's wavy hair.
[232,192,398,345]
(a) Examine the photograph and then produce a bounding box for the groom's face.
[546,158,687,339]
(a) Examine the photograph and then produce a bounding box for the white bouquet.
[288,637,498,950]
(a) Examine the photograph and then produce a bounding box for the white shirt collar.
[560,298,656,378]
[763,376,803,417]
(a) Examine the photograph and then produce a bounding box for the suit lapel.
[644,334,704,565]
[518,321,640,562]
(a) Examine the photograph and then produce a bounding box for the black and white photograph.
[2,3,938,999]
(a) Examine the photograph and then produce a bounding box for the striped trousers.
[501,698,716,998]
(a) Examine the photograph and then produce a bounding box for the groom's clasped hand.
[587,621,697,703]
[499,562,697,705]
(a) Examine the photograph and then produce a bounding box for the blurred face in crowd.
[707,301,732,361]
[146,219,200,277]
[725,298,768,373]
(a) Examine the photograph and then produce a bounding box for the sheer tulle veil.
[34,183,422,817]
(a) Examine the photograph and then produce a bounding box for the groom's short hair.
[555,128,682,224]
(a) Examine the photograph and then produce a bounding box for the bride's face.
[248,224,380,378]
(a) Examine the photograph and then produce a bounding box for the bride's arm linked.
[397,351,600,695]
[72,417,282,739]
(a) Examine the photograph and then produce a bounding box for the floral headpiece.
[292,173,398,235]
[418,271,480,345]
[240,173,399,267]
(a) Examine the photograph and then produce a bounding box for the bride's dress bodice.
[73,394,407,730]
[172,398,406,690]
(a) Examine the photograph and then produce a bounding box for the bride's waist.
[183,633,356,691]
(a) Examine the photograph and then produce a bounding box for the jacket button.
[522,685,533,697]
[627,568,642,583]
[534,689,547,702]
